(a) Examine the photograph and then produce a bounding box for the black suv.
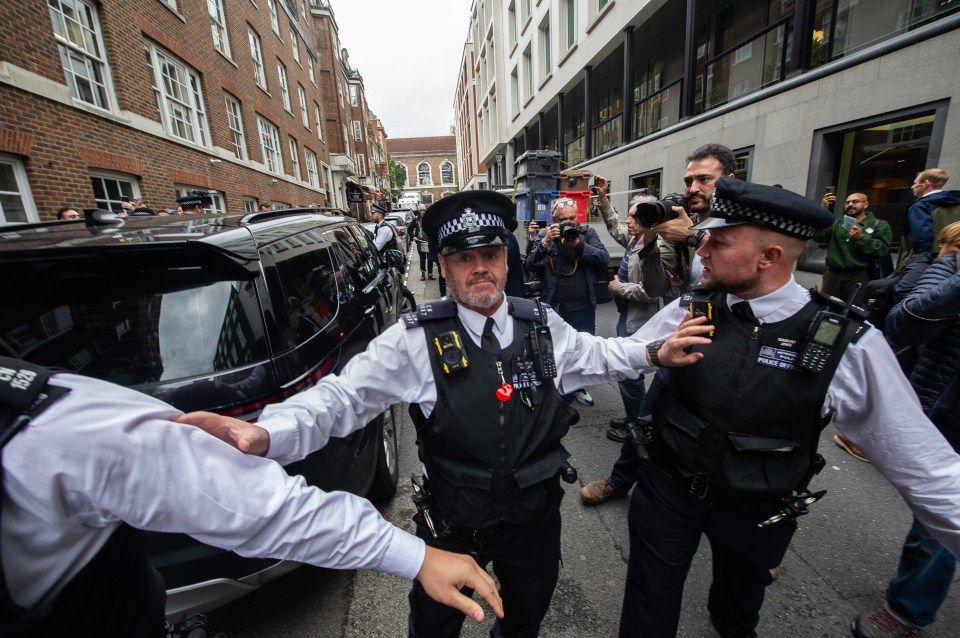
[0,209,411,618]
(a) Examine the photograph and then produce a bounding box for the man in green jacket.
[815,191,892,305]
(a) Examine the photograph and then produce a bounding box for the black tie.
[731,301,756,323]
[481,317,500,355]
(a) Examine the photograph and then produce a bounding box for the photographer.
[527,196,610,405]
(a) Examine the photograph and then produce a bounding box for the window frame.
[305,148,319,188]
[224,93,247,160]
[289,137,301,181]
[144,41,210,147]
[0,154,39,224]
[48,0,116,111]
[277,59,291,111]
[314,102,324,140]
[208,0,231,58]
[248,27,267,90]
[90,171,140,214]
[267,0,280,36]
[417,162,433,186]
[257,116,284,174]
[174,185,225,214]
[352,120,362,142]
[440,161,455,185]
[290,23,300,64]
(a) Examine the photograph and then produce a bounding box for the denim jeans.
[616,312,645,419]
[555,302,596,404]
[885,516,957,626]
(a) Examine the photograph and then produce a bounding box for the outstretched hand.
[176,411,271,456]
[417,546,504,623]
[656,312,715,367]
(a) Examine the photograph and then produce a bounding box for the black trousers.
[822,266,869,305]
[408,506,562,638]
[619,462,797,638]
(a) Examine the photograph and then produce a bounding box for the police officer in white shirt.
[370,204,395,253]
[179,190,651,638]
[0,362,502,638]
[619,177,960,638]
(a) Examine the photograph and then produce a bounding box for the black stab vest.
[653,289,864,501]
[406,299,577,530]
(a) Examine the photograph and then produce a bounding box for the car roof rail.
[238,208,324,225]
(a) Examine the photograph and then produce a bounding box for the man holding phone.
[814,190,892,306]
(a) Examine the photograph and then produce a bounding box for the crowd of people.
[5,143,960,638]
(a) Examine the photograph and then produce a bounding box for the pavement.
[209,251,959,637]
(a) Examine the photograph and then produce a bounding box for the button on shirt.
[630,277,960,557]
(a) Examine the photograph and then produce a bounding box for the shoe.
[420,273,425,281]
[852,608,921,637]
[609,416,634,428]
[606,427,628,443]
[428,275,436,280]
[574,389,594,406]
[834,432,869,463]
[769,566,780,580]
[580,478,627,504]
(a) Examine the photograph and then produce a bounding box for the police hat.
[370,204,388,216]
[423,191,514,256]
[691,176,833,239]
[176,193,212,208]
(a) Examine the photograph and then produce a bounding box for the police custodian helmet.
[691,176,833,239]
[423,191,516,255]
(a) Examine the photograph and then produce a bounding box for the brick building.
[386,136,459,206]
[0,0,384,222]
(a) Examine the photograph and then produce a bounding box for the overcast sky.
[330,0,474,139]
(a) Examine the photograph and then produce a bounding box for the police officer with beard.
[621,177,960,637]
[179,190,652,637]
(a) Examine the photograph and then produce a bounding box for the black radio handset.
[798,284,860,373]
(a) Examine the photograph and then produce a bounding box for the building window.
[507,1,517,50]
[243,196,259,213]
[48,0,113,110]
[314,102,324,140]
[352,120,362,142]
[298,84,309,129]
[267,0,280,35]
[289,137,301,181]
[417,162,432,186]
[342,125,351,157]
[523,45,533,101]
[290,24,300,63]
[248,27,266,90]
[175,185,225,214]
[144,42,209,146]
[349,85,359,107]
[91,172,139,214]
[277,60,291,111]
[224,94,246,160]
[440,161,454,185]
[520,0,531,23]
[539,14,551,81]
[562,0,576,51]
[257,116,283,174]
[322,162,334,206]
[208,0,231,57]
[0,155,38,223]
[305,149,319,188]
[356,153,366,177]
[308,55,315,84]
[510,66,520,116]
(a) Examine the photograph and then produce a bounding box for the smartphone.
[825,186,835,196]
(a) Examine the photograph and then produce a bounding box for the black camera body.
[557,220,579,241]
[633,193,688,228]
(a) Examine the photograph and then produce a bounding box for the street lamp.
[494,151,503,187]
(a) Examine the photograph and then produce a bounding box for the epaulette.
[507,297,549,324]
[809,288,869,321]
[400,299,459,329]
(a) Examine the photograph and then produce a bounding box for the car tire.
[368,406,399,501]
[400,286,416,313]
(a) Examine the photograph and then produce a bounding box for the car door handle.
[364,306,376,316]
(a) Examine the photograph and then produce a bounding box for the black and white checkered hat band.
[711,196,817,239]
[437,211,506,244]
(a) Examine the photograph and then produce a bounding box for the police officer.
[176,193,210,215]
[370,204,396,252]
[0,359,502,637]
[180,190,651,637]
[621,177,960,637]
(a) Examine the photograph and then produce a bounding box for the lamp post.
[494,151,503,188]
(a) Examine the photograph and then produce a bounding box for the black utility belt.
[650,448,783,518]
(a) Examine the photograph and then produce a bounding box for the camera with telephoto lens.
[633,193,688,229]
[557,220,579,241]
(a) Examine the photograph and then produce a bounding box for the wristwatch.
[647,339,665,367]
[686,230,705,248]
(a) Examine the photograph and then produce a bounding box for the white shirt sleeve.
[374,224,392,252]
[2,374,424,608]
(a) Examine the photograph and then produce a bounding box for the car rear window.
[1,255,269,388]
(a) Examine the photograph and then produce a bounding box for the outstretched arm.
[177,411,271,456]
[417,546,504,623]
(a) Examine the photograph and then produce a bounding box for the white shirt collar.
[725,276,802,321]
[920,189,942,199]
[457,294,509,344]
